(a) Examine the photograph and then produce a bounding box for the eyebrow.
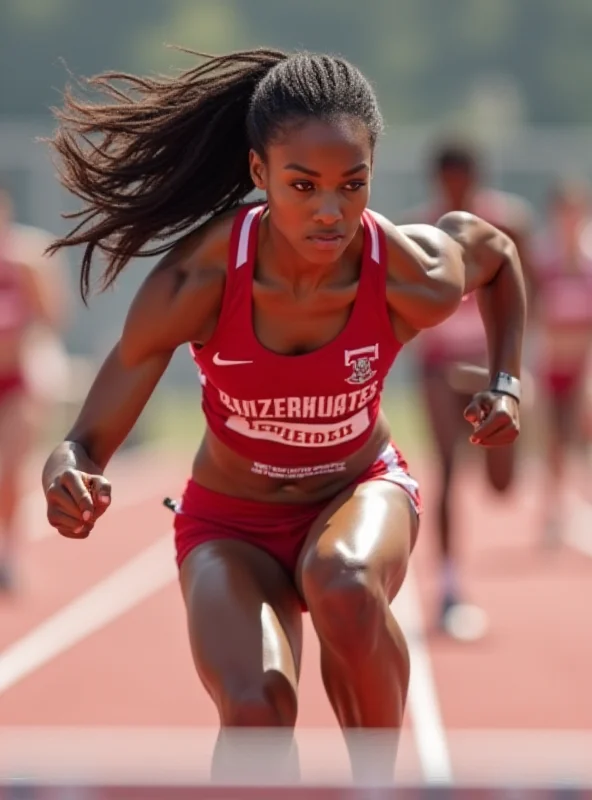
[283,162,369,177]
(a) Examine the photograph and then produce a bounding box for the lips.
[306,232,345,250]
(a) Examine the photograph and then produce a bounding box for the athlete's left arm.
[385,211,526,446]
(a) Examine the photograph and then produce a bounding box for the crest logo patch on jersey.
[344,344,379,385]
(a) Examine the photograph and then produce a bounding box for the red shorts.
[541,371,581,399]
[0,373,25,404]
[173,442,421,583]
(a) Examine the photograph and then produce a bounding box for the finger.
[470,410,510,440]
[464,399,490,426]
[49,508,94,538]
[471,416,516,445]
[474,429,519,447]
[88,476,112,514]
[47,505,82,529]
[46,483,84,519]
[61,470,95,520]
[479,418,519,446]
[57,524,93,540]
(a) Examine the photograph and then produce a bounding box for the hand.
[449,363,534,409]
[45,469,112,539]
[464,391,520,447]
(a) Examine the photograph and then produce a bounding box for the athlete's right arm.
[42,217,231,539]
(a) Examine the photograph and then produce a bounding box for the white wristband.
[490,371,521,403]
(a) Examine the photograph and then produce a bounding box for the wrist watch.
[489,371,521,403]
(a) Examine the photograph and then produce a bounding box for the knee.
[218,671,298,728]
[301,554,404,656]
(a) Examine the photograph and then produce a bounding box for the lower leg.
[210,668,300,784]
[436,461,462,609]
[313,585,410,783]
[543,429,565,545]
[421,371,464,609]
[179,540,303,783]
[212,727,300,785]
[437,459,487,641]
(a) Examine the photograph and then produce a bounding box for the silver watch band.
[490,371,521,403]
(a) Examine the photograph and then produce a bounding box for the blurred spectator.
[398,136,534,641]
[530,177,592,545]
[0,187,72,593]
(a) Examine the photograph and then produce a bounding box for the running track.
[1,442,591,793]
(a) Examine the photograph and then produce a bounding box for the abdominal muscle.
[190,409,393,504]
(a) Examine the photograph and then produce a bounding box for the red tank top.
[190,204,403,478]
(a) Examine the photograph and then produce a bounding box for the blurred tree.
[2,0,592,125]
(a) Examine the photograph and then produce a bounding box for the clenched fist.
[45,469,112,539]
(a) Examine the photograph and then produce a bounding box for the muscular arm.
[382,211,527,380]
[42,218,229,489]
[435,211,526,379]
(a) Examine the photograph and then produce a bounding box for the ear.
[249,149,267,191]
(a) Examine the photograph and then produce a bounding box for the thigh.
[421,365,468,466]
[179,538,303,703]
[296,479,419,604]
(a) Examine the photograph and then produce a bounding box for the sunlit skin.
[43,109,525,785]
[250,117,372,285]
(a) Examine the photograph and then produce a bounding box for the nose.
[312,193,344,227]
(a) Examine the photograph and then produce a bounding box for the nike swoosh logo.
[213,352,253,366]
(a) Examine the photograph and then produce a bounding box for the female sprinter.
[41,49,526,783]
[0,188,69,592]
[398,139,533,640]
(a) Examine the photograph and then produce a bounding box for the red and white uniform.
[533,222,592,395]
[191,204,405,479]
[173,204,421,579]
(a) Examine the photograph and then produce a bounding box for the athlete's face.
[249,116,372,264]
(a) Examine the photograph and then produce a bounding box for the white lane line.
[392,567,453,785]
[0,533,177,695]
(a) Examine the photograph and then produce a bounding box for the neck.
[259,214,358,293]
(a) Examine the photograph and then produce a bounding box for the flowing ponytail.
[46,48,287,301]
[46,46,383,302]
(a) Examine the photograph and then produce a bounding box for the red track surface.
[1,443,591,791]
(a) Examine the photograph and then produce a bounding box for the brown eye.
[292,181,315,192]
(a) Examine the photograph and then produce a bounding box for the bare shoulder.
[369,209,452,279]
[119,206,242,366]
[367,209,464,335]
